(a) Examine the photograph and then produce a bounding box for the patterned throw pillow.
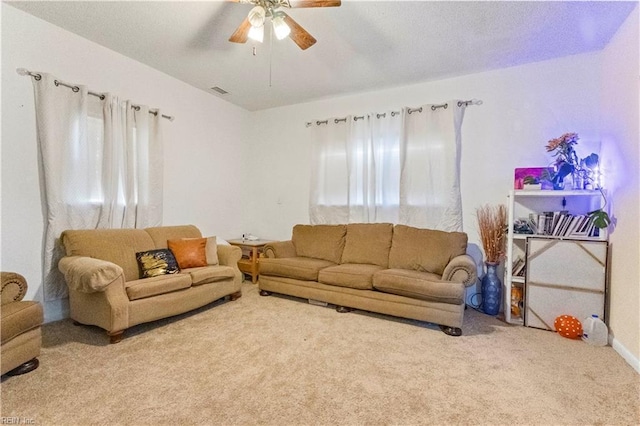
[136,249,180,279]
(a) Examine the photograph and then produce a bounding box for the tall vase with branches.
[476,204,507,316]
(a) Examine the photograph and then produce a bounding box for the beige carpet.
[1,282,638,425]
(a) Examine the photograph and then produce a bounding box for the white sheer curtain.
[400,103,465,231]
[100,96,163,228]
[370,111,403,223]
[309,101,465,230]
[309,117,350,223]
[32,73,163,301]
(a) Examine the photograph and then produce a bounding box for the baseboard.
[610,336,640,374]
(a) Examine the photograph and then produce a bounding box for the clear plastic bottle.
[582,314,608,346]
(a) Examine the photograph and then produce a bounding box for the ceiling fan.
[228,0,341,50]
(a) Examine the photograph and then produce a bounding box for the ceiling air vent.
[210,86,228,95]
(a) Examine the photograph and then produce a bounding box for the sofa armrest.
[263,240,296,258]
[217,245,243,285]
[58,256,124,293]
[1,272,28,305]
[442,254,478,287]
[217,245,242,266]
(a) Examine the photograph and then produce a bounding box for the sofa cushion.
[0,301,43,344]
[318,264,385,290]
[136,249,180,278]
[373,269,465,304]
[185,265,236,286]
[168,238,208,269]
[125,274,192,301]
[292,225,347,264]
[341,223,393,267]
[61,229,156,283]
[259,257,336,281]
[388,225,468,275]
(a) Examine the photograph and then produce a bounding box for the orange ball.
[554,315,583,339]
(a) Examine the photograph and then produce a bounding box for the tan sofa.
[1,272,43,376]
[59,225,242,343]
[259,223,477,336]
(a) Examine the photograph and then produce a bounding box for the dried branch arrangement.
[476,204,508,264]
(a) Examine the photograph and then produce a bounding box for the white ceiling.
[7,1,636,111]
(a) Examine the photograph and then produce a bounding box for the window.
[309,103,465,231]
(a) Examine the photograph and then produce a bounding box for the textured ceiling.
[7,1,637,111]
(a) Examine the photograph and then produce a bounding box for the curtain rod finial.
[16,68,30,76]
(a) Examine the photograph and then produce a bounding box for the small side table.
[227,239,274,284]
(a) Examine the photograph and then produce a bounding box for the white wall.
[600,6,640,372]
[1,4,251,321]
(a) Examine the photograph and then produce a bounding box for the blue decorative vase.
[481,262,502,316]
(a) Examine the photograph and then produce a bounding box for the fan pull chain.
[269,23,274,88]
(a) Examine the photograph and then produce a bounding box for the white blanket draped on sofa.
[30,73,164,301]
[308,100,466,231]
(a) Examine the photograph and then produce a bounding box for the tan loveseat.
[59,225,242,343]
[259,223,477,336]
[1,272,43,376]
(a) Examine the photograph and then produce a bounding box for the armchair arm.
[442,254,478,287]
[1,272,28,305]
[263,240,296,258]
[58,256,124,293]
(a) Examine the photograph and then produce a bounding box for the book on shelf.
[567,215,583,236]
[521,211,600,238]
[570,215,601,237]
[511,256,526,277]
[557,214,574,236]
[531,212,554,235]
[534,213,546,235]
[550,210,568,235]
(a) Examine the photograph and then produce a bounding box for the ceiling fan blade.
[283,13,317,50]
[229,17,251,43]
[288,0,341,7]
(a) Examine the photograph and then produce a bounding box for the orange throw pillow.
[168,238,207,269]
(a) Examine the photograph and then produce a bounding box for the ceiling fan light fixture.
[272,14,291,40]
[247,6,266,27]
[248,24,264,42]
